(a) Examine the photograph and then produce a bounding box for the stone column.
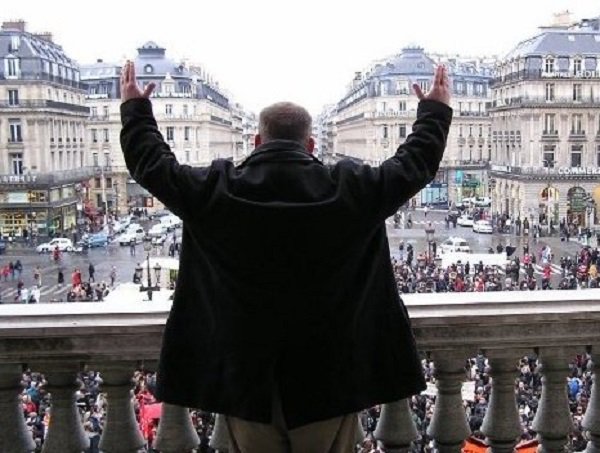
[531,347,576,453]
[374,399,418,453]
[427,352,471,453]
[209,414,229,452]
[0,363,36,453]
[38,361,87,453]
[481,351,525,453]
[583,345,600,453]
[97,362,145,453]
[154,403,199,453]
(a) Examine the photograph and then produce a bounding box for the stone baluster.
[583,345,600,453]
[531,347,576,453]
[154,403,199,453]
[374,399,418,453]
[0,363,36,453]
[427,351,471,453]
[209,414,230,452]
[96,361,145,453]
[38,361,87,453]
[481,351,525,453]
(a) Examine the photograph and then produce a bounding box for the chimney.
[33,32,53,43]
[97,58,103,63]
[1,20,26,32]
[551,10,573,28]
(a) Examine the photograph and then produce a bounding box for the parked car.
[148,209,171,220]
[82,232,109,248]
[473,196,492,207]
[473,220,494,234]
[160,215,182,230]
[117,227,146,245]
[148,223,169,238]
[457,214,474,227]
[152,234,168,246]
[36,238,74,253]
[439,237,471,254]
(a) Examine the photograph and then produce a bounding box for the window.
[9,35,20,52]
[9,120,22,142]
[92,153,99,166]
[91,107,98,117]
[468,125,473,137]
[543,145,555,167]
[596,145,600,167]
[95,177,102,189]
[396,80,409,94]
[379,82,387,96]
[398,101,406,111]
[185,150,190,162]
[573,84,582,102]
[184,126,191,141]
[474,83,483,95]
[459,125,463,137]
[382,125,388,139]
[165,104,173,115]
[399,124,407,138]
[571,145,583,167]
[418,80,430,92]
[91,129,98,143]
[573,58,582,75]
[103,106,109,118]
[8,89,19,106]
[544,57,555,73]
[5,58,20,78]
[571,114,583,134]
[456,81,464,94]
[10,153,23,175]
[183,104,188,116]
[104,152,110,166]
[166,127,175,141]
[478,125,483,137]
[103,129,109,142]
[544,114,556,133]
[545,83,555,101]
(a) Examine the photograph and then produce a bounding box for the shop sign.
[558,167,600,175]
[0,175,38,184]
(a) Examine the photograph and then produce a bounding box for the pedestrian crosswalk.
[0,284,70,301]
[487,263,563,277]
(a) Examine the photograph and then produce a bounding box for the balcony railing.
[487,96,600,110]
[0,99,89,114]
[0,291,598,452]
[0,167,97,188]
[490,69,600,87]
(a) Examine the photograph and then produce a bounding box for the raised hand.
[120,61,156,103]
[413,65,451,106]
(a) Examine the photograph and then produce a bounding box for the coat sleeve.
[333,100,452,222]
[120,98,219,221]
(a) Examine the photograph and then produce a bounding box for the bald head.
[258,102,312,144]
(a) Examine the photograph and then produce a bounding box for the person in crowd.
[109,266,117,287]
[120,60,452,450]
[88,263,96,282]
[57,268,65,287]
[33,266,42,288]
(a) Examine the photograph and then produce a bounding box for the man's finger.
[413,84,424,100]
[129,61,136,84]
[143,82,156,98]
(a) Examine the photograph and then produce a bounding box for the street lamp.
[139,236,157,301]
[425,222,436,265]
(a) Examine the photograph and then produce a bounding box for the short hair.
[258,102,312,143]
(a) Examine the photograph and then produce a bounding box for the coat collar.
[238,140,323,167]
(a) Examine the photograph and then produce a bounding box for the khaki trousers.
[225,391,361,453]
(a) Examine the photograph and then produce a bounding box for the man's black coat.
[120,98,452,429]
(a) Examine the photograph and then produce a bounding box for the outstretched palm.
[120,61,156,103]
[413,65,451,106]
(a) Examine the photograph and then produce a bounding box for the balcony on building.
[0,290,599,452]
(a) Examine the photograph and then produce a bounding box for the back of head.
[258,102,312,143]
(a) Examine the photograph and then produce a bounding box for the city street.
[0,219,179,303]
[386,209,586,284]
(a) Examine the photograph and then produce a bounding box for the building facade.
[333,47,494,207]
[81,42,245,213]
[488,14,600,228]
[0,20,91,238]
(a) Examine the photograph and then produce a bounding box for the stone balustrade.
[0,290,599,452]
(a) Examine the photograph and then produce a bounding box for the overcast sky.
[3,0,600,114]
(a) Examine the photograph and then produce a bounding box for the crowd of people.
[394,240,600,292]
[357,352,592,452]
